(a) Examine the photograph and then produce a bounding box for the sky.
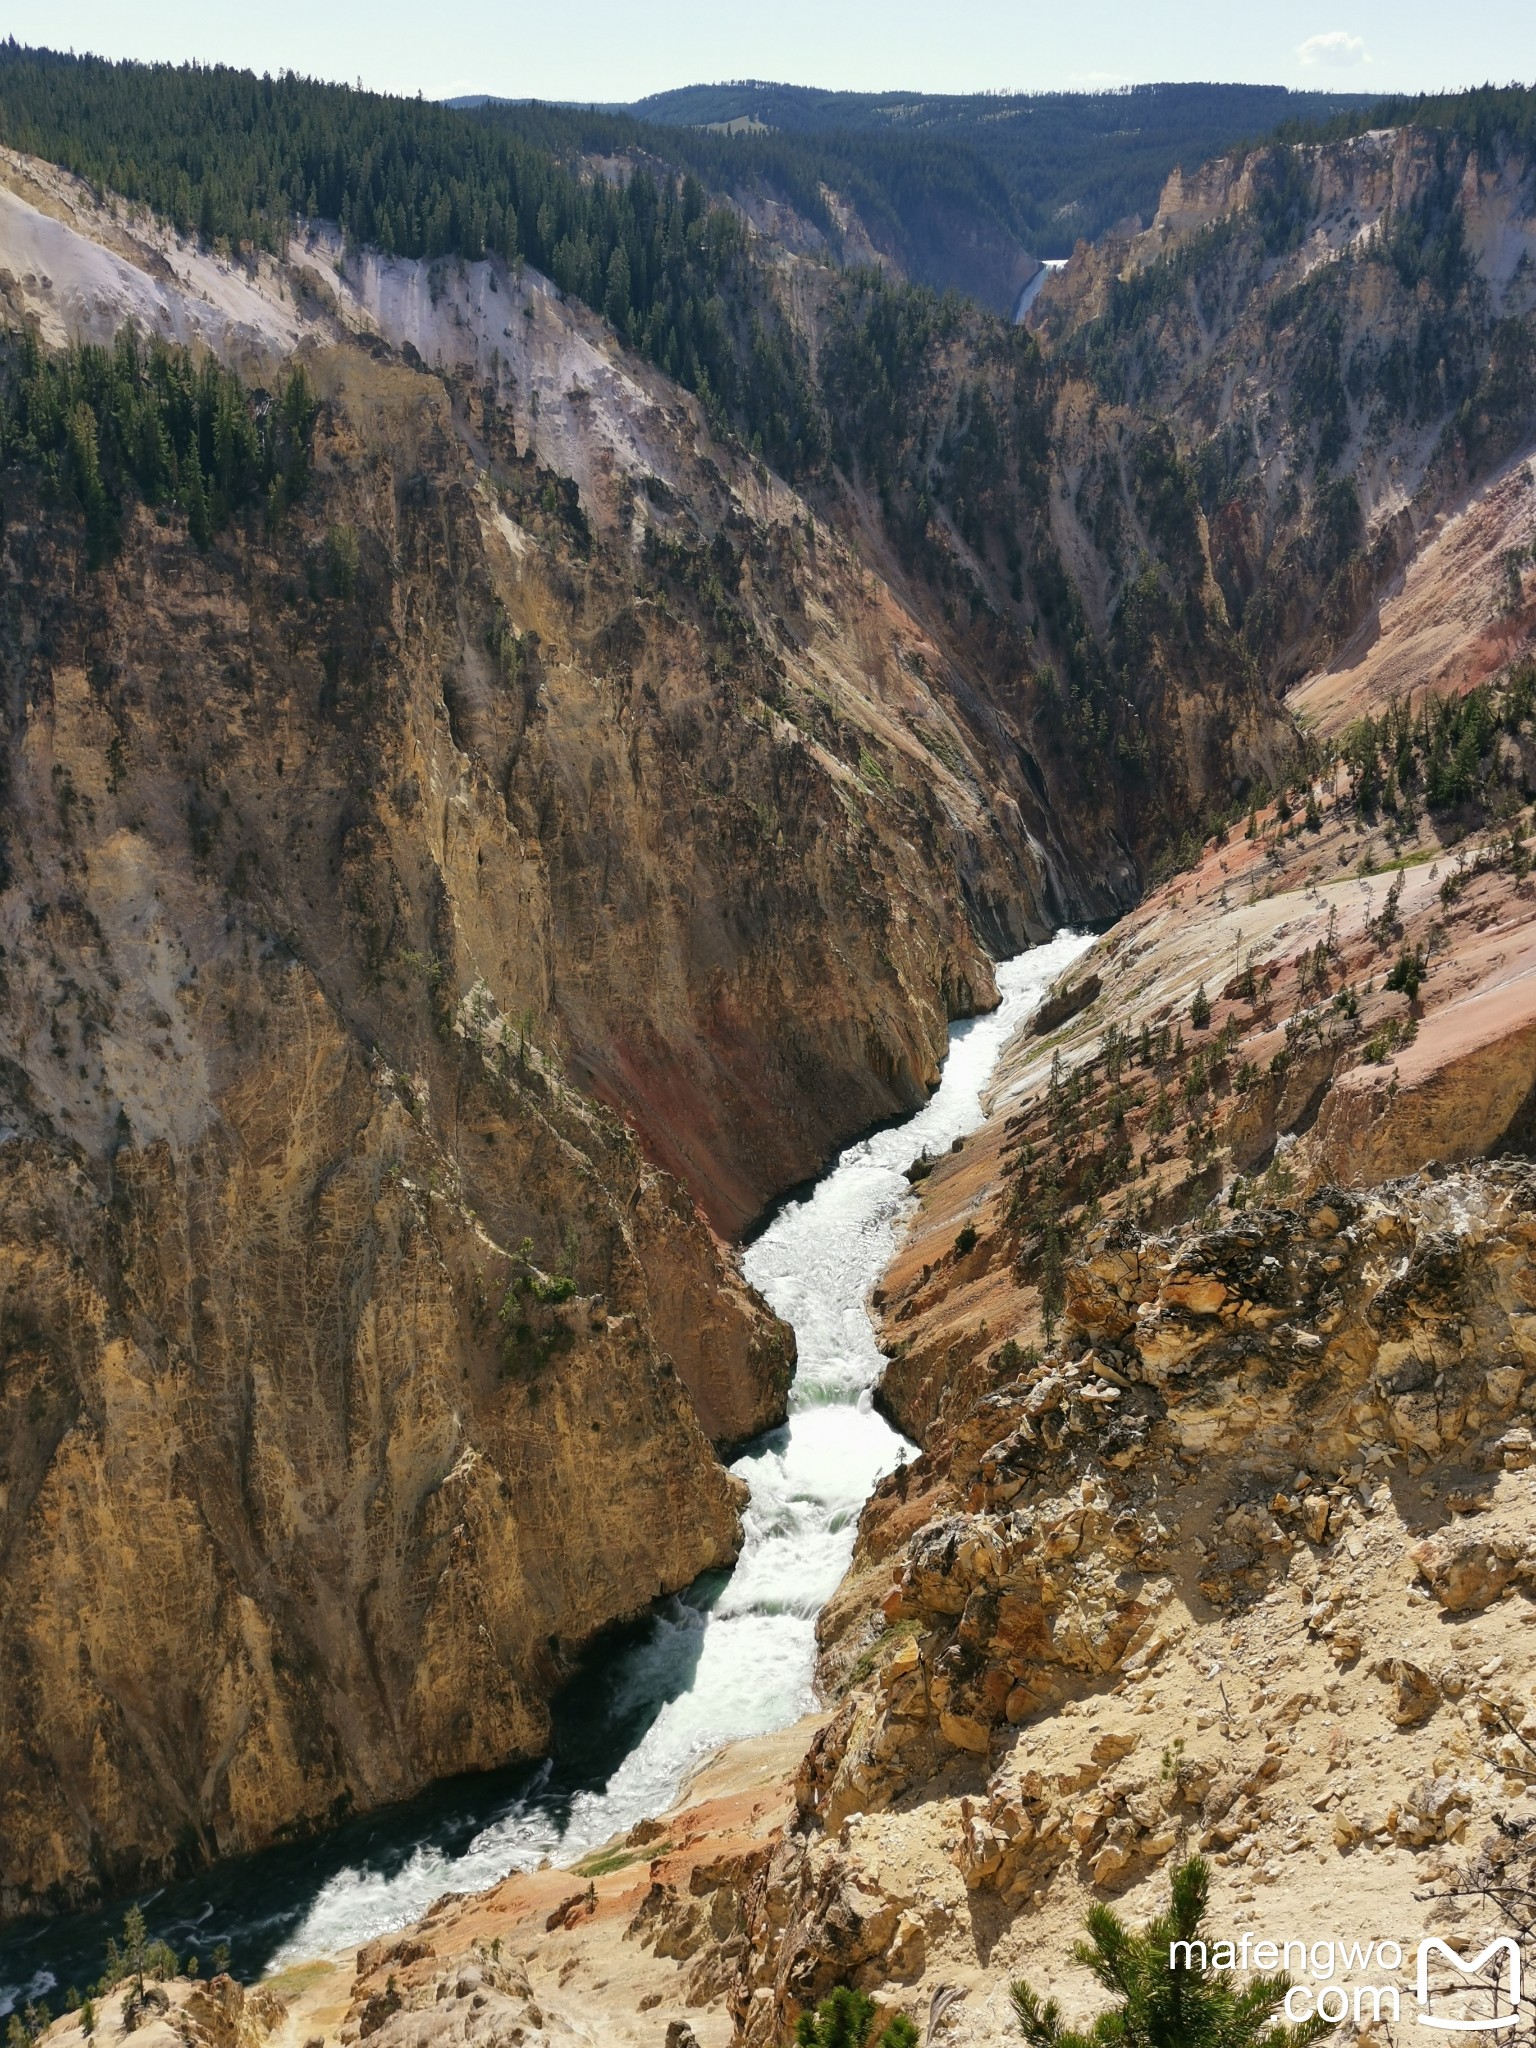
[4,0,1532,106]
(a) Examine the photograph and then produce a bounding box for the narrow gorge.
[2,47,1536,2048]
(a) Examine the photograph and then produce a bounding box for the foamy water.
[0,935,1089,2002]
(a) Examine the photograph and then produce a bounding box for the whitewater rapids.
[237,935,1091,1967]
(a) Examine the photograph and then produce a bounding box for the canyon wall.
[0,147,1119,1912]
[4,99,1532,1941]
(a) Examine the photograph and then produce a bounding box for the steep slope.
[0,139,1125,1916]
[1032,114,1536,701]
[1289,449,1536,727]
[613,83,1380,260]
[469,99,1040,321]
[730,1158,1536,2044]
[797,267,1294,853]
[713,676,1536,2047]
[0,343,773,1916]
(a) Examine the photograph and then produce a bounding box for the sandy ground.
[251,1714,829,2048]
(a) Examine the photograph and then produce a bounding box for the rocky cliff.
[0,153,1090,1913]
[0,362,773,1914]
[1032,122,1536,697]
[725,1161,1536,2042]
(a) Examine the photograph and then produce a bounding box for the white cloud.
[1298,30,1370,67]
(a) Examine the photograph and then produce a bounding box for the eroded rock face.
[341,1952,578,2048]
[728,1163,1536,2043]
[872,723,1536,1460]
[0,336,1060,1914]
[31,1975,288,2048]
[818,1168,1536,1813]
[0,1020,751,1913]
[1033,125,1536,696]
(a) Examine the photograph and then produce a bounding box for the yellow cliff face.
[0,1091,748,1906]
[0,323,1052,1912]
[0,795,759,1909]
[6,100,1536,2006]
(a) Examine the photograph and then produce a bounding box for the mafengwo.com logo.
[1168,1932,1524,2030]
[1416,1939,1522,2032]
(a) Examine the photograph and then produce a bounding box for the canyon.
[2,69,1536,2048]
[1,127,1172,1915]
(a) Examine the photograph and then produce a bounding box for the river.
[0,931,1090,2013]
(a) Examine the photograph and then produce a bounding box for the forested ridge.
[605,80,1381,255]
[1272,82,1536,153]
[0,43,824,473]
[471,98,1032,305]
[0,45,1377,359]
[3,43,1533,844]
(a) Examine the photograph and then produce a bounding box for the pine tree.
[65,398,113,562]
[604,243,632,330]
[182,451,211,549]
[122,1904,148,2001]
[1038,1175,1065,1344]
[1010,1856,1333,2048]
[795,1986,917,2048]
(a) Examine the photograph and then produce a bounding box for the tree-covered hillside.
[471,96,1036,312]
[0,43,824,473]
[608,81,1381,255]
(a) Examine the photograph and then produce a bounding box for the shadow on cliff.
[0,1577,724,2015]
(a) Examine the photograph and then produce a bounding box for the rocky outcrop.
[343,1951,584,2048]
[871,666,1536,1449]
[179,1716,827,2048]
[1028,973,1101,1036]
[29,1975,289,2048]
[34,1955,592,2048]
[0,308,1063,1910]
[725,1163,1536,2043]
[810,1167,1536,1825]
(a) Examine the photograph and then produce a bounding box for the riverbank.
[26,1714,829,2048]
[1,936,1089,2031]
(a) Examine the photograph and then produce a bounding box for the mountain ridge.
[1,60,1535,1999]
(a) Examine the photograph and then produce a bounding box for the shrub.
[326,522,360,598]
[954,1224,979,1256]
[1385,946,1426,999]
